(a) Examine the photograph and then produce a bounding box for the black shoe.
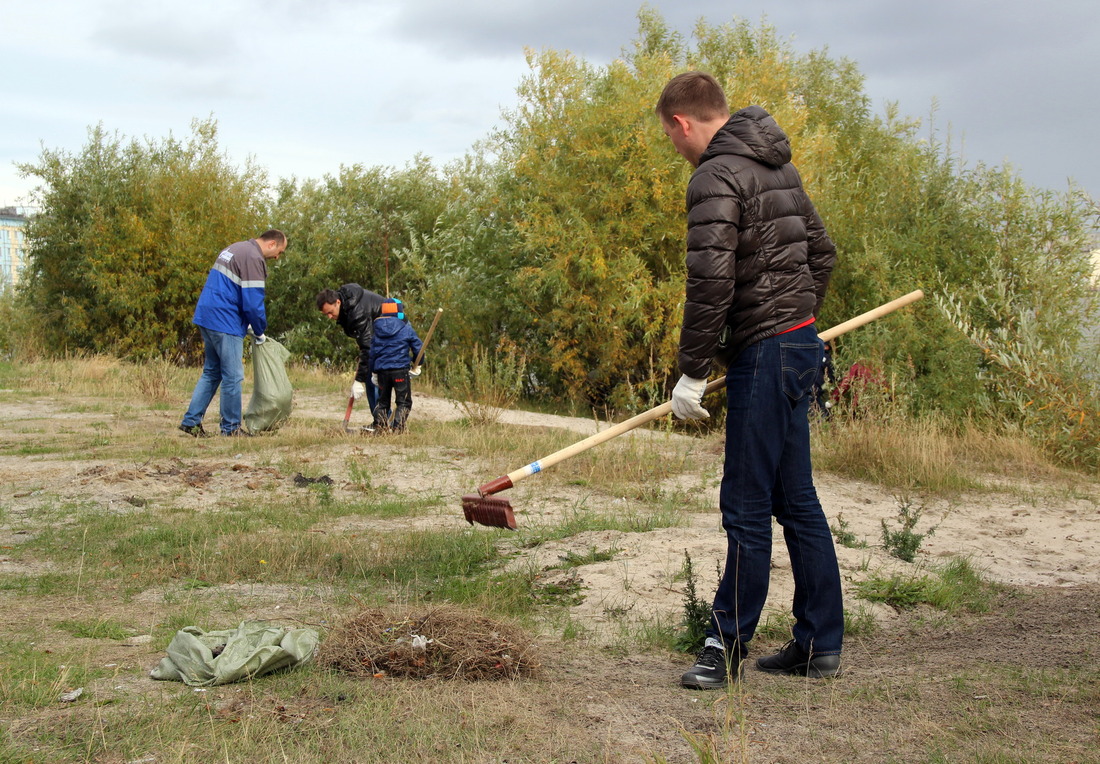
[221,428,252,437]
[178,423,210,438]
[756,640,841,678]
[680,645,741,690]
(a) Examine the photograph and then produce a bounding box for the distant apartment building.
[0,207,28,288]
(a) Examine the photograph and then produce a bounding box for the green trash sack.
[245,337,293,432]
[150,621,319,686]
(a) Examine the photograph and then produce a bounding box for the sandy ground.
[2,387,1099,763]
[357,392,1100,637]
[4,389,1094,646]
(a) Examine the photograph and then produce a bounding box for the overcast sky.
[2,0,1097,211]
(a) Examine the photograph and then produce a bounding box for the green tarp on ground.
[245,337,293,433]
[151,621,319,686]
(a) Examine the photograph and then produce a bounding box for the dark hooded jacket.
[334,284,386,383]
[370,314,423,372]
[678,105,836,379]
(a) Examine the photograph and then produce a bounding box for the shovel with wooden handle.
[461,289,924,530]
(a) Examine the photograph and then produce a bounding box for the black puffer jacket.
[678,105,836,379]
[335,283,386,383]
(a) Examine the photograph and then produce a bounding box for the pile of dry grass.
[316,605,540,681]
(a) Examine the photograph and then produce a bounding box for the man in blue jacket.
[180,230,287,437]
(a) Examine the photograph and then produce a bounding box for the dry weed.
[317,605,541,681]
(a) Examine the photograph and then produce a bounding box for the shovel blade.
[461,494,517,530]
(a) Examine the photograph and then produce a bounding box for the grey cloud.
[91,20,238,65]
[364,0,1098,194]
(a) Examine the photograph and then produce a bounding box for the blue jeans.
[181,327,244,435]
[708,324,844,657]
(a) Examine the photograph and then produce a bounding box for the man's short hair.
[258,229,288,246]
[316,289,340,310]
[655,71,729,122]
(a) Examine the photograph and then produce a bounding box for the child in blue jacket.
[369,299,423,432]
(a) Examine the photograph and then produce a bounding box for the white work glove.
[253,333,266,345]
[351,380,367,400]
[671,375,710,420]
[370,373,379,387]
[409,365,422,377]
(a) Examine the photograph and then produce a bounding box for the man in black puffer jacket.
[656,72,843,690]
[316,284,386,413]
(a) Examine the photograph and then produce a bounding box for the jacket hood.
[701,105,792,169]
[335,284,364,328]
[373,315,404,339]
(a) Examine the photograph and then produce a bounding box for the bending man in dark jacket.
[656,72,842,689]
[316,284,386,413]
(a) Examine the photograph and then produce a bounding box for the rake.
[461,290,924,530]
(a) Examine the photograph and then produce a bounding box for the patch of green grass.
[531,571,588,607]
[425,565,544,617]
[153,601,220,643]
[559,616,591,641]
[550,545,620,570]
[347,496,443,519]
[853,573,937,610]
[54,618,132,640]
[9,443,61,456]
[854,557,1004,612]
[0,640,103,712]
[754,612,794,641]
[843,604,879,636]
[0,572,76,595]
[517,505,684,549]
[1000,664,1100,702]
[4,495,456,593]
[932,557,1008,613]
[619,614,679,651]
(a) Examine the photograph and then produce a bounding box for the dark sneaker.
[221,428,252,437]
[756,640,841,678]
[178,423,210,438]
[680,645,741,690]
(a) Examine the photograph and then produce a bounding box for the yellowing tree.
[19,119,268,360]
[493,10,874,409]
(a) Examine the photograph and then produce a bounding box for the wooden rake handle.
[817,289,923,342]
[413,307,443,368]
[476,289,924,497]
